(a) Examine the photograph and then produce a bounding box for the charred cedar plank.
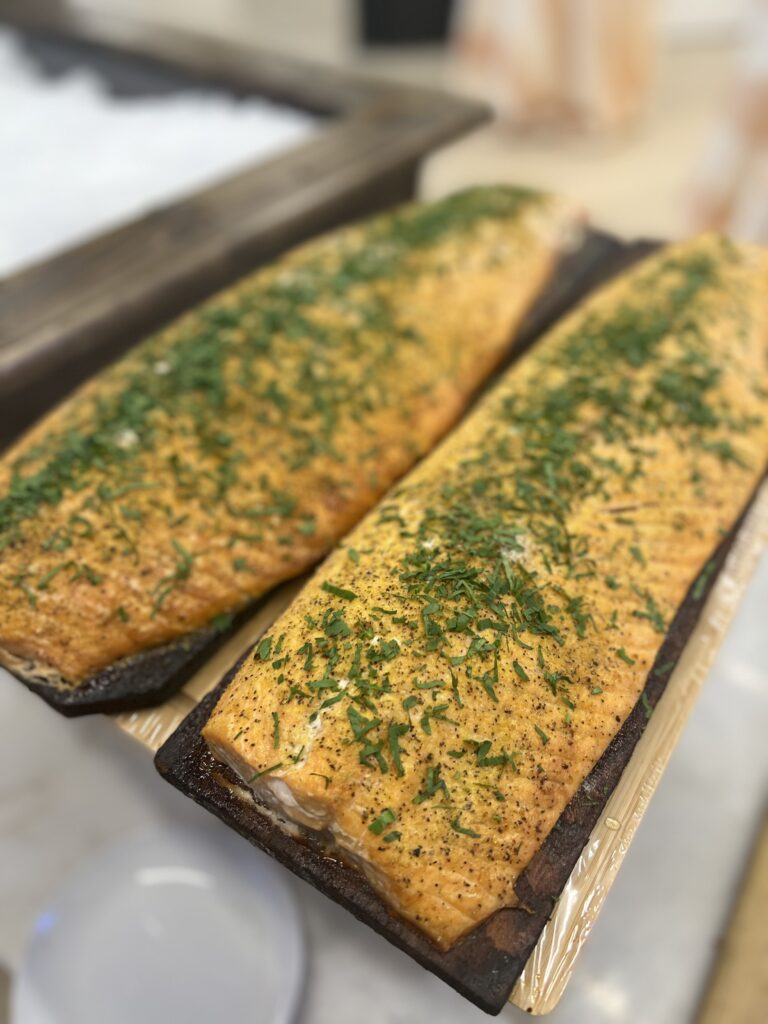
[155,483,756,1014]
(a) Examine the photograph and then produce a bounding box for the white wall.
[660,0,746,41]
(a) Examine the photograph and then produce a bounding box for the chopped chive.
[450,816,480,839]
[35,562,72,590]
[321,581,357,600]
[629,545,646,567]
[368,808,396,836]
[212,612,234,633]
[388,722,409,778]
[413,764,449,804]
[641,692,654,719]
[653,659,676,677]
[692,560,716,600]
[247,762,283,783]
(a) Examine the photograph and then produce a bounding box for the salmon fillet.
[203,234,768,950]
[0,186,578,689]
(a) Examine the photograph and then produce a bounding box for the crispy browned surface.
[204,235,768,950]
[0,187,576,687]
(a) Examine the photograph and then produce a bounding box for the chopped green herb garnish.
[211,612,234,633]
[413,764,450,804]
[368,808,396,836]
[247,762,283,782]
[388,722,410,778]
[450,816,480,839]
[641,692,654,719]
[475,740,517,769]
[256,636,273,661]
[534,724,550,746]
[151,540,194,617]
[692,560,716,600]
[321,582,357,601]
[653,659,676,677]
[629,545,646,567]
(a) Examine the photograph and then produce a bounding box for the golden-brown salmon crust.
[204,234,768,950]
[0,187,577,687]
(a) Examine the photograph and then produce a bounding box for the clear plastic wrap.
[115,485,768,1015]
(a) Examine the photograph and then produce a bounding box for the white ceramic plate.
[12,821,305,1024]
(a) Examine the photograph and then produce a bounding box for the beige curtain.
[454,0,655,131]
[690,0,768,242]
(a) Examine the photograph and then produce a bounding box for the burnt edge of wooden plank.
[13,596,265,718]
[155,475,764,1016]
[5,229,631,717]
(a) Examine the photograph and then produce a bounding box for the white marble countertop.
[2,552,766,1023]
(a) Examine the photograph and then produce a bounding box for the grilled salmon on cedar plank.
[204,234,768,950]
[0,186,579,689]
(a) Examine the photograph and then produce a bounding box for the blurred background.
[4,0,768,269]
[2,2,768,1024]
[32,0,768,243]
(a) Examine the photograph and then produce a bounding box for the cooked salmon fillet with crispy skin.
[204,234,768,950]
[0,187,579,690]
